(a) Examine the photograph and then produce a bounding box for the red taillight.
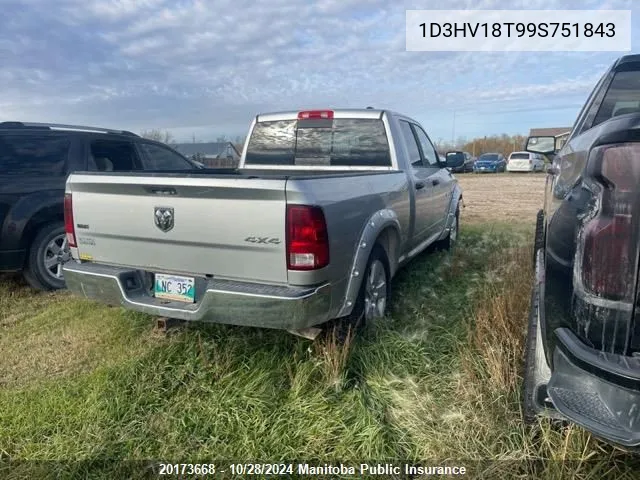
[64,193,76,247]
[297,110,334,120]
[581,144,640,301]
[286,205,329,270]
[582,216,632,300]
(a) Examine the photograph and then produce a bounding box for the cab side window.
[413,126,439,167]
[399,121,424,168]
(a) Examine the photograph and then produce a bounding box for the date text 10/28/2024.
[158,463,467,476]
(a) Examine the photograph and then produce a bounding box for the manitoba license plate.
[154,273,195,303]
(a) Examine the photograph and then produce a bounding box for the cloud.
[0,0,635,140]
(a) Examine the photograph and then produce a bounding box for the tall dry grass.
[465,245,532,393]
[458,243,639,478]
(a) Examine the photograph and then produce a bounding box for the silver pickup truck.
[63,109,463,338]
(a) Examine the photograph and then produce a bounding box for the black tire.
[522,286,540,424]
[522,281,562,423]
[533,209,544,267]
[325,244,390,342]
[23,222,69,291]
[436,205,460,251]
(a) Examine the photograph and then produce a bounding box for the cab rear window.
[510,153,530,159]
[245,119,391,167]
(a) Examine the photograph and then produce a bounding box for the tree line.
[435,133,529,158]
[139,129,244,153]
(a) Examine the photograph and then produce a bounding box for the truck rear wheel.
[23,222,69,291]
[325,244,390,342]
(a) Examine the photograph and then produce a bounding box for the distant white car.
[506,151,545,172]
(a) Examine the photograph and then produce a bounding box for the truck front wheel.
[436,206,460,251]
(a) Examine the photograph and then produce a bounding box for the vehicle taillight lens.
[297,110,334,120]
[64,193,76,247]
[581,143,640,301]
[286,205,329,270]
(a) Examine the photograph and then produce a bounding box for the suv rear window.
[510,153,530,159]
[0,134,70,176]
[245,118,391,167]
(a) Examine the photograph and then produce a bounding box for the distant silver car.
[63,109,463,338]
[506,151,545,172]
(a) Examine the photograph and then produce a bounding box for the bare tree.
[436,133,528,157]
[140,129,176,147]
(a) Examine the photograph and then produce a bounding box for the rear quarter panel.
[0,135,83,253]
[0,186,65,251]
[286,171,411,316]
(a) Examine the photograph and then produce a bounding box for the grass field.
[1,173,639,479]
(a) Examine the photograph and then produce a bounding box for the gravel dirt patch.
[456,172,547,224]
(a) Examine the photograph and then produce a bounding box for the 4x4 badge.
[154,207,174,232]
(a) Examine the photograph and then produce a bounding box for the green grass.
[0,222,638,479]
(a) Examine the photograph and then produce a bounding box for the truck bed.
[64,168,408,287]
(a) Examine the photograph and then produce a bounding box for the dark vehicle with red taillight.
[62,109,463,339]
[523,54,640,447]
[0,122,198,291]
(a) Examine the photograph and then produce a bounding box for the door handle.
[415,181,425,190]
[432,179,440,186]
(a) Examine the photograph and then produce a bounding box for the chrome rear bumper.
[63,262,332,330]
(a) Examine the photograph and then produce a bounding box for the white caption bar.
[406,10,631,52]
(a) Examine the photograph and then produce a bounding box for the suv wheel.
[23,222,70,291]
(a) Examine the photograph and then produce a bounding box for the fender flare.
[335,209,402,318]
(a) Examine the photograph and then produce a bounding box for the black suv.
[523,54,640,447]
[445,151,474,173]
[0,122,198,291]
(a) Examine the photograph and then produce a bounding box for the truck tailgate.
[67,173,288,284]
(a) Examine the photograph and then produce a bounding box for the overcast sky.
[0,0,637,144]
